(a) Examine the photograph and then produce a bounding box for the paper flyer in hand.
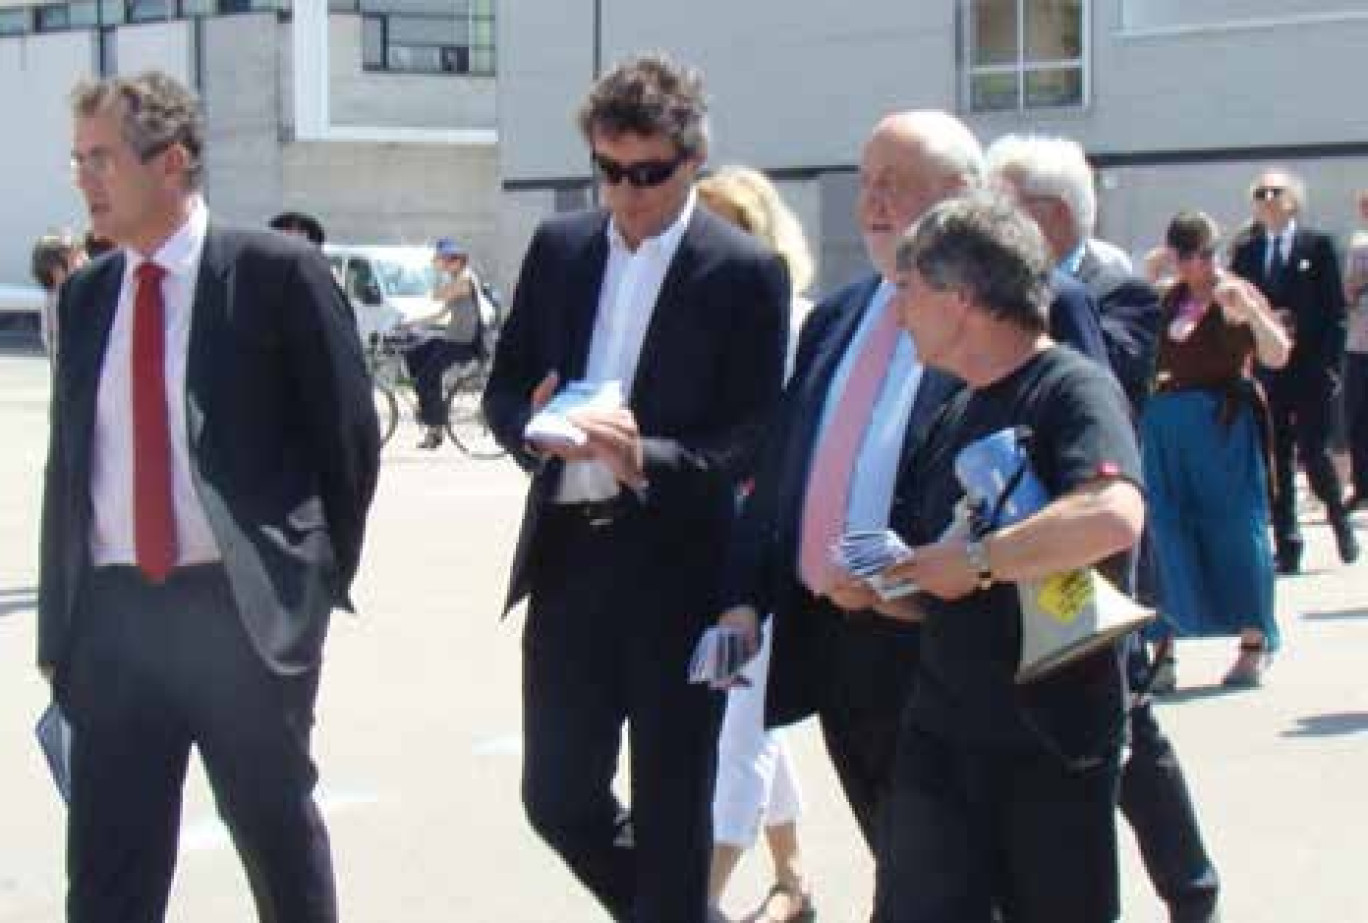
[524,379,625,448]
[688,624,758,688]
[832,529,918,600]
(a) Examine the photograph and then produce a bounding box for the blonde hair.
[699,166,815,294]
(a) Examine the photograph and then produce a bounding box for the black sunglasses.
[1253,186,1285,202]
[1177,245,1217,261]
[592,152,687,188]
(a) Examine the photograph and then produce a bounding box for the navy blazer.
[38,226,381,678]
[723,274,960,727]
[1074,245,1160,417]
[483,206,790,613]
[1047,269,1109,370]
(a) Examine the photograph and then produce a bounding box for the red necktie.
[131,261,177,582]
[797,300,901,593]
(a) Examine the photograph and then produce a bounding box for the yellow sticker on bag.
[1034,570,1093,624]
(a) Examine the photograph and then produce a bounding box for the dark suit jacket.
[721,274,960,726]
[1231,224,1346,396]
[1075,243,1160,417]
[1047,269,1108,369]
[38,225,381,677]
[482,206,790,612]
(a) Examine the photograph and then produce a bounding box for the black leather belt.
[549,495,635,529]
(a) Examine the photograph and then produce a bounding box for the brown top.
[1154,282,1255,391]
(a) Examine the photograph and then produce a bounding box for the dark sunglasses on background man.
[1253,186,1286,202]
[592,152,688,188]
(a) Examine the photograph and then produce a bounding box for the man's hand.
[526,371,598,462]
[573,406,645,488]
[827,570,881,613]
[886,538,978,601]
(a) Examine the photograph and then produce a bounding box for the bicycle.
[366,328,507,459]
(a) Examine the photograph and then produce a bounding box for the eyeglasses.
[592,152,687,188]
[1177,246,1217,261]
[1253,186,1286,202]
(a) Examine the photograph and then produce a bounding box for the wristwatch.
[965,538,994,591]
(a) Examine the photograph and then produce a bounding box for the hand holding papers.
[688,624,759,689]
[832,530,918,600]
[524,379,626,450]
[35,701,72,804]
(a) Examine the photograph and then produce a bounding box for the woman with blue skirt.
[1143,211,1291,689]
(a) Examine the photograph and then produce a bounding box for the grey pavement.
[1,348,1365,922]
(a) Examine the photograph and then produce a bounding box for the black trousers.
[875,721,1121,923]
[1120,700,1221,923]
[404,339,477,426]
[59,565,335,923]
[521,506,722,923]
[1267,381,1347,560]
[813,609,920,855]
[1344,353,1368,497]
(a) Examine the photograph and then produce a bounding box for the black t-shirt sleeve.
[1033,357,1143,500]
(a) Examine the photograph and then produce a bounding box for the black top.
[896,346,1142,761]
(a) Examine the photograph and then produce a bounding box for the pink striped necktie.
[798,299,902,593]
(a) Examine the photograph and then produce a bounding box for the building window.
[127,0,171,21]
[964,0,1087,112]
[0,8,31,33]
[35,3,71,29]
[359,0,495,75]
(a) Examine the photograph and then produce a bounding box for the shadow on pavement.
[1301,606,1368,622]
[1154,683,1244,704]
[1282,712,1368,738]
[0,586,37,619]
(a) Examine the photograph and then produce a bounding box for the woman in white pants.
[700,167,815,923]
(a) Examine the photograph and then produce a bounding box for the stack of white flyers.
[833,529,918,600]
[523,380,625,448]
[688,624,757,688]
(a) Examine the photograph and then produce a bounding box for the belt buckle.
[586,504,615,528]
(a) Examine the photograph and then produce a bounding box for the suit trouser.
[1118,640,1220,923]
[812,609,920,854]
[521,506,722,923]
[1344,352,1368,497]
[1267,382,1346,560]
[874,720,1121,923]
[59,565,335,923]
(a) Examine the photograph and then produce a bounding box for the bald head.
[859,110,984,278]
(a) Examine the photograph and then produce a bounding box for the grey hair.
[70,70,204,189]
[895,191,1052,333]
[892,110,985,189]
[1250,167,1307,213]
[985,134,1096,239]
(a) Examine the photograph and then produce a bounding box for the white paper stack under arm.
[523,379,625,448]
[833,529,918,600]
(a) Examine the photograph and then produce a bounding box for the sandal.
[1222,640,1271,688]
[752,882,815,923]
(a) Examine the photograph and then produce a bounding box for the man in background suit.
[482,55,788,923]
[39,71,379,922]
[1231,168,1357,573]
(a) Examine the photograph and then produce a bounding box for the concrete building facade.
[0,0,502,290]
[497,1,1368,292]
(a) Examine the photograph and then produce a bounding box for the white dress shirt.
[556,191,697,503]
[89,197,221,567]
[799,280,925,553]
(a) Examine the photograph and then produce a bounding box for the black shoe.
[416,427,444,450]
[1333,515,1360,564]
[1275,552,1302,576]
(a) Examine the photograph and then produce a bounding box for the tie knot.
[137,260,166,285]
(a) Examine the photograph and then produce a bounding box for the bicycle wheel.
[444,376,506,459]
[373,382,399,447]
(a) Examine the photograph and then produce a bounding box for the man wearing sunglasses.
[1230,169,1356,573]
[482,54,789,923]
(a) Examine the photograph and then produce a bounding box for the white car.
[324,244,443,344]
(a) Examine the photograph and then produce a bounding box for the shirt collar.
[1269,219,1297,248]
[1060,241,1087,275]
[126,195,209,279]
[606,188,697,258]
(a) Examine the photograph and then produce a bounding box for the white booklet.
[35,700,72,804]
[524,379,625,448]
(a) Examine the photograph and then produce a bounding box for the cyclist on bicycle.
[401,238,487,448]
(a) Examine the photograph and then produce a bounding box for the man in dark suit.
[481,55,788,923]
[715,112,985,874]
[1230,168,1357,573]
[989,134,1222,923]
[39,71,379,922]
